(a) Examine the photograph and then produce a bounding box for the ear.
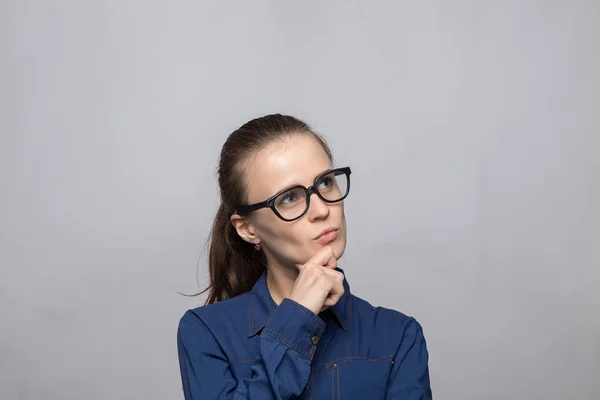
[230,213,260,245]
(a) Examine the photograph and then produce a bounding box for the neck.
[265,264,299,305]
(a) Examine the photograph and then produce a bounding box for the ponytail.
[204,203,266,304]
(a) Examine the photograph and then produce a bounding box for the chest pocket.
[312,355,394,400]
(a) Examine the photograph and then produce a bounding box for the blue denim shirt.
[177,268,432,399]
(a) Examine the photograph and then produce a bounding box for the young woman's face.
[238,134,347,269]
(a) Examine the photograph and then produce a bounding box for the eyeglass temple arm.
[234,200,269,215]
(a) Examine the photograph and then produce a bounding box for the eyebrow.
[273,168,333,194]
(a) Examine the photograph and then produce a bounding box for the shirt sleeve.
[177,298,326,400]
[385,317,432,400]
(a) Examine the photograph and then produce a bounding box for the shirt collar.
[248,267,352,337]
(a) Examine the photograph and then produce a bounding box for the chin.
[334,248,346,261]
[331,236,347,261]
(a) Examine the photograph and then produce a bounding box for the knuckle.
[305,264,318,274]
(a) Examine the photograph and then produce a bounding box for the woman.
[177,114,432,399]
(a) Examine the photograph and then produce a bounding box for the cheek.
[256,216,307,249]
[257,223,318,265]
[332,206,348,258]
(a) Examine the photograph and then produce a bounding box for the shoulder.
[178,292,250,337]
[350,294,424,340]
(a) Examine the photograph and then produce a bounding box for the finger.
[320,304,332,314]
[314,245,337,269]
[313,245,334,265]
[322,268,344,284]
[323,290,343,309]
[303,245,336,270]
[322,271,344,299]
[323,283,344,303]
[295,246,332,270]
[322,298,336,308]
[322,250,337,269]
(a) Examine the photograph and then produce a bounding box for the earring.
[254,244,261,251]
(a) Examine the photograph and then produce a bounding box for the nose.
[307,192,330,222]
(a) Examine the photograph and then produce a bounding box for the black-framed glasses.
[235,167,352,222]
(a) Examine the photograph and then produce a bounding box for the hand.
[288,245,345,315]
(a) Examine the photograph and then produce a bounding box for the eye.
[318,176,334,190]
[280,192,298,204]
[275,188,304,207]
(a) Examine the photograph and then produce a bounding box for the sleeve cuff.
[262,298,326,359]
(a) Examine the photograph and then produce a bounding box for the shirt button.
[311,336,319,345]
[303,384,310,392]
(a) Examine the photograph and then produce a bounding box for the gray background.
[1,1,599,399]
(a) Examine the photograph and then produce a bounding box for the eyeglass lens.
[273,170,349,220]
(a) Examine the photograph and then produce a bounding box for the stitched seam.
[330,307,342,327]
[332,287,353,330]
[346,295,353,328]
[288,300,324,328]
[313,354,394,371]
[337,365,340,400]
[329,295,350,329]
[249,293,278,336]
[259,308,277,331]
[248,294,253,335]
[228,359,254,364]
[263,327,313,359]
[331,365,334,400]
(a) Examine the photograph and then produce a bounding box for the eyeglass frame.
[234,166,352,222]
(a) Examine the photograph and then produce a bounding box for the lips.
[315,228,339,245]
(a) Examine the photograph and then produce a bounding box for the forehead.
[243,134,332,203]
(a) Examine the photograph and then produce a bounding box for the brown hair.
[201,114,333,304]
